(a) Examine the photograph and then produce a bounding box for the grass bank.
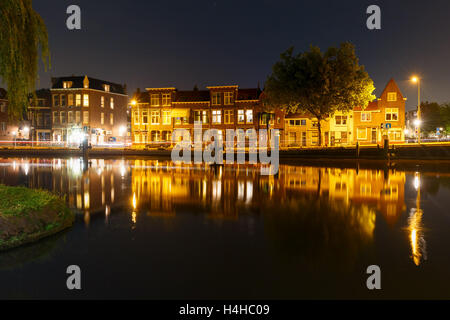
[0,185,74,251]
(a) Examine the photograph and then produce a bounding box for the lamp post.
[411,76,421,144]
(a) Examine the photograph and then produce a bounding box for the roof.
[237,88,261,101]
[175,90,210,102]
[134,91,150,104]
[354,100,379,112]
[35,88,51,100]
[51,76,126,95]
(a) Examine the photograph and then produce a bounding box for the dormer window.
[63,81,73,89]
[224,92,234,105]
[387,92,397,102]
[212,92,221,105]
[103,84,110,92]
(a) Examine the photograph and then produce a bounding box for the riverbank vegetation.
[0,185,74,251]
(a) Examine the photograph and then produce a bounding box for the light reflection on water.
[1,157,450,298]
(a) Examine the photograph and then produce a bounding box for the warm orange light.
[131,99,137,106]
[411,76,419,83]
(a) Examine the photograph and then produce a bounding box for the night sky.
[33,0,450,110]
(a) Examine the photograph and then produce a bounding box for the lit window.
[101,96,105,108]
[212,110,222,124]
[0,103,6,113]
[63,81,72,89]
[110,114,114,125]
[202,111,209,124]
[83,94,89,107]
[133,111,140,124]
[387,92,397,102]
[162,93,171,106]
[224,110,234,124]
[83,111,89,124]
[361,112,371,122]
[101,112,105,125]
[194,111,202,123]
[246,110,253,124]
[388,130,402,141]
[237,110,245,123]
[385,108,399,121]
[75,111,81,123]
[68,94,74,106]
[357,128,367,140]
[162,110,171,125]
[53,95,59,107]
[76,94,82,106]
[110,98,114,109]
[224,92,234,105]
[212,93,221,106]
[151,110,160,124]
[151,94,159,106]
[104,84,110,92]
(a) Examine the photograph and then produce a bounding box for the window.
[162,93,171,106]
[212,92,221,105]
[357,128,367,140]
[387,92,397,102]
[110,114,114,125]
[224,110,234,124]
[110,98,114,109]
[388,130,402,141]
[63,81,72,89]
[104,84,110,92]
[151,110,160,124]
[75,111,81,123]
[68,111,74,123]
[37,113,43,126]
[76,94,82,106]
[238,110,245,123]
[1,122,6,132]
[83,111,89,124]
[53,95,59,107]
[335,115,347,125]
[202,111,209,124]
[101,112,105,125]
[386,108,399,121]
[224,92,233,105]
[361,112,371,122]
[142,111,149,124]
[61,95,66,106]
[83,94,89,107]
[68,94,74,106]
[134,111,140,124]
[162,110,171,125]
[53,111,59,124]
[0,103,6,113]
[60,111,66,124]
[101,96,105,108]
[246,110,253,123]
[151,94,159,106]
[212,110,222,124]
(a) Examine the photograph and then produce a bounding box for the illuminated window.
[63,81,72,88]
[53,95,59,107]
[388,129,402,141]
[134,110,140,124]
[75,111,80,123]
[246,109,253,124]
[110,98,114,109]
[101,96,105,108]
[194,111,202,123]
[151,110,160,124]
[357,128,367,140]
[61,95,66,106]
[101,112,104,125]
[76,94,82,106]
[104,84,110,92]
[0,103,5,113]
[361,112,371,122]
[386,108,399,121]
[237,110,245,123]
[202,111,209,124]
[83,94,89,107]
[151,94,159,106]
[68,94,74,106]
[212,110,221,124]
[387,92,397,102]
[224,110,234,124]
[110,114,114,125]
[142,111,148,124]
[162,93,171,106]
[83,111,89,124]
[211,92,221,105]
[162,110,171,125]
[224,92,233,105]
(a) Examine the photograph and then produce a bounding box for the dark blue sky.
[34,0,450,110]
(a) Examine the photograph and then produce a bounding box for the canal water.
[0,157,449,299]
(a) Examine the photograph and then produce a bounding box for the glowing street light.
[131,99,137,106]
[414,119,422,127]
[411,76,421,144]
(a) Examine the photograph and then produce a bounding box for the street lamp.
[411,76,421,144]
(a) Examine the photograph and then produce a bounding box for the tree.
[440,103,450,134]
[419,101,444,134]
[0,0,50,120]
[264,43,375,146]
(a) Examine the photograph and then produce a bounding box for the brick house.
[51,76,129,145]
[28,89,52,143]
[353,79,406,145]
[131,85,284,147]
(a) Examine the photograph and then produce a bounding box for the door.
[371,128,377,144]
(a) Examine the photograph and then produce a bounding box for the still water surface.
[0,157,450,299]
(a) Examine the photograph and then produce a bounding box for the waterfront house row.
[131,79,406,147]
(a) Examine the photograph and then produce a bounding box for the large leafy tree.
[0,0,49,120]
[419,101,444,133]
[264,43,375,146]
